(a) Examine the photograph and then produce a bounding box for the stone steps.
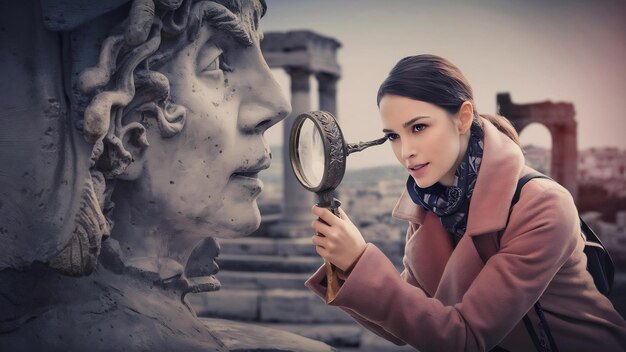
[217,270,311,290]
[216,253,323,273]
[218,236,317,257]
[218,237,403,263]
[202,236,408,349]
[256,322,363,348]
[189,288,353,324]
[254,322,416,351]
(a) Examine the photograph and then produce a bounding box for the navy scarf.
[406,120,485,242]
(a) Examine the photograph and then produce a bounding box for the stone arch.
[519,122,553,175]
[497,93,578,202]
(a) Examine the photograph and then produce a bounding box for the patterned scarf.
[406,120,485,243]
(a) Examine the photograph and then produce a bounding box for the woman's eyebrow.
[402,116,430,128]
[382,116,431,133]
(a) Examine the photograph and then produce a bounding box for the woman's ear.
[457,101,474,135]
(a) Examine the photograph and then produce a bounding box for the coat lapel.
[465,117,526,237]
[405,211,454,296]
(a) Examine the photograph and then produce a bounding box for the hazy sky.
[261,0,626,169]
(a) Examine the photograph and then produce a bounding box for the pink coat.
[305,117,626,351]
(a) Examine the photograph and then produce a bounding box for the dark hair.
[377,54,520,146]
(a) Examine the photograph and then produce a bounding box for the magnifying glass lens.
[297,118,325,188]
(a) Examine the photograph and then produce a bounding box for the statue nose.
[238,70,291,134]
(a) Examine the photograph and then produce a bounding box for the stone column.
[269,67,316,238]
[316,73,338,116]
[551,121,578,203]
[316,73,341,200]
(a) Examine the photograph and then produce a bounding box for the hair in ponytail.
[478,113,520,146]
[377,54,520,146]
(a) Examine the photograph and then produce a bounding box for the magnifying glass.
[289,111,387,302]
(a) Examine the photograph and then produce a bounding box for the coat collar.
[391,116,526,237]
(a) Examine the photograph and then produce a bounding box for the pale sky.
[261,0,626,169]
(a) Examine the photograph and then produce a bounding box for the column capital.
[316,72,339,95]
[285,67,312,92]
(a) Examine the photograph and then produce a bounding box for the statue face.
[138,22,290,238]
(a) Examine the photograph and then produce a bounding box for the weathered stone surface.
[0,0,337,350]
[0,264,224,352]
[193,288,353,324]
[217,270,312,290]
[203,318,338,352]
[218,237,318,257]
[190,290,260,321]
[260,289,353,324]
[217,254,324,273]
[497,93,578,201]
[257,323,362,348]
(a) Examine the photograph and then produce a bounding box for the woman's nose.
[237,52,292,134]
[401,138,417,161]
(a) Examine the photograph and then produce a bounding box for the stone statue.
[0,0,334,350]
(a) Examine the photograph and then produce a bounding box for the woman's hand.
[310,205,367,272]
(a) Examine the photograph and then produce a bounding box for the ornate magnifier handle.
[315,191,343,303]
[346,136,388,155]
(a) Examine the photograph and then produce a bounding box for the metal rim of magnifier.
[289,111,347,193]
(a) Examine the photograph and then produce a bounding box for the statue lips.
[230,157,271,197]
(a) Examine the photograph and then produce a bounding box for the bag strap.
[473,172,559,352]
[517,175,615,294]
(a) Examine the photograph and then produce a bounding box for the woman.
[305,54,626,351]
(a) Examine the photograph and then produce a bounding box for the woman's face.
[379,95,466,188]
[139,21,290,238]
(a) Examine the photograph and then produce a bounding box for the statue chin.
[210,200,262,239]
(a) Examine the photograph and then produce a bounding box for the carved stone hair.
[49,0,266,275]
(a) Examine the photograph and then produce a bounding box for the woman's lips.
[409,163,429,178]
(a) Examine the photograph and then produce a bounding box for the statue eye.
[218,54,232,72]
[202,57,219,72]
[198,46,232,75]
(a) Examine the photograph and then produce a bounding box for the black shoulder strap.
[511,172,552,207]
[476,172,560,352]
[514,173,614,294]
[473,172,545,263]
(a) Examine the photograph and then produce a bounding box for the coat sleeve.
[304,223,423,346]
[312,184,580,352]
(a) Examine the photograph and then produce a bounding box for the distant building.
[579,147,626,197]
[522,144,551,175]
[521,145,626,197]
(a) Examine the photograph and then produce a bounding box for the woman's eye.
[413,124,426,132]
[385,133,399,141]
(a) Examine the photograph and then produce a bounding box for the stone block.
[217,270,311,290]
[258,323,362,348]
[217,254,323,273]
[260,289,353,324]
[189,289,259,321]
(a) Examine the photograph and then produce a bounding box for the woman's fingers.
[337,207,352,223]
[315,244,329,258]
[312,205,341,226]
[312,234,330,259]
[311,234,325,248]
[311,218,333,238]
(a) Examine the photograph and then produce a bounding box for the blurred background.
[192,1,626,350]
